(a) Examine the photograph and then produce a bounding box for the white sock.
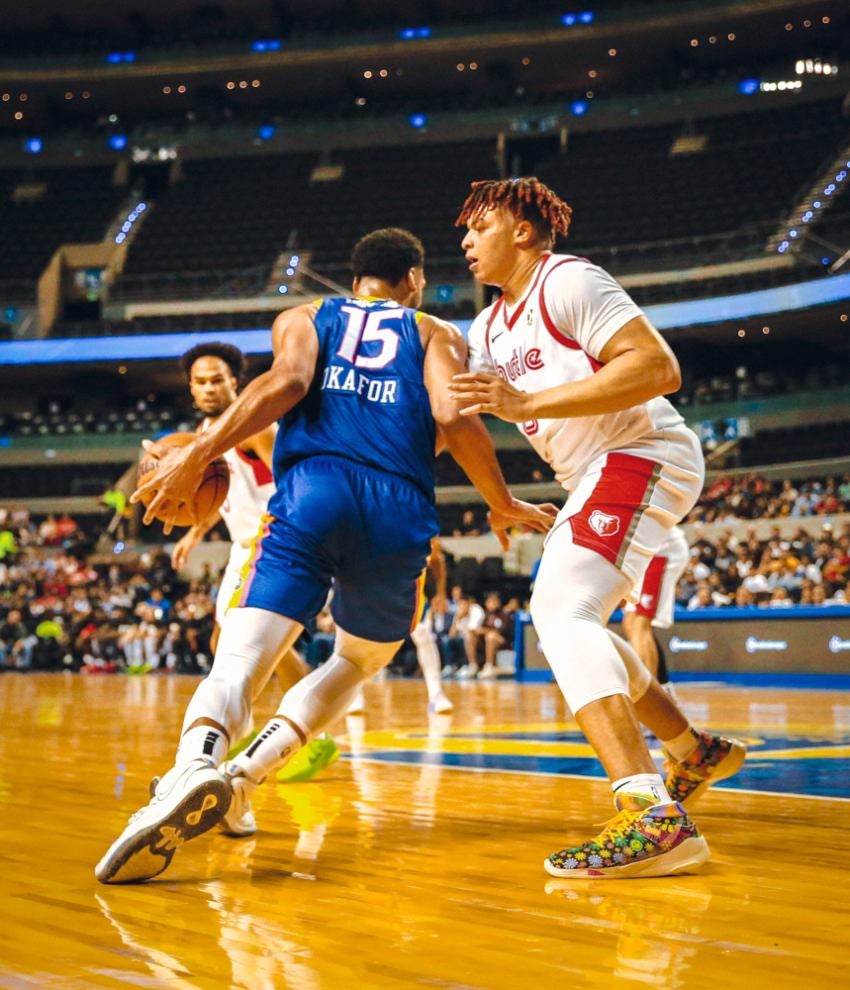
[661,725,700,762]
[231,716,302,782]
[176,724,229,765]
[233,653,366,782]
[612,773,672,808]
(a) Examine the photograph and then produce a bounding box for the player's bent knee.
[607,629,652,702]
[336,628,402,677]
[410,622,432,649]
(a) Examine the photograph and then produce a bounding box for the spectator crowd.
[677,520,850,610]
[2,471,849,673]
[688,474,850,523]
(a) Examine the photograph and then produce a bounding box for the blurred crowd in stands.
[687,474,850,522]
[2,470,849,672]
[678,520,850,610]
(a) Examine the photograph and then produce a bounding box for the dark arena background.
[0,1,848,986]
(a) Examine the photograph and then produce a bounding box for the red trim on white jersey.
[484,296,505,360]
[537,257,604,373]
[235,445,273,486]
[502,253,551,330]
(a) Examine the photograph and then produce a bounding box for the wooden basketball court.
[1,672,847,989]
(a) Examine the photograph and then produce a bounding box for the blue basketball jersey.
[271,296,436,499]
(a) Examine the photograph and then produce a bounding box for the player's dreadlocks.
[455,177,572,245]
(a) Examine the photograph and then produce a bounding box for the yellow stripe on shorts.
[228,513,273,613]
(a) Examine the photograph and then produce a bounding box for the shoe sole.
[95,777,232,884]
[679,741,747,810]
[543,835,710,879]
[428,699,454,714]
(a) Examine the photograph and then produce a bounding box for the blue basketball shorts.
[230,455,438,642]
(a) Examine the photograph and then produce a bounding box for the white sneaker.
[428,691,454,714]
[219,764,258,836]
[346,688,366,715]
[455,665,478,680]
[95,757,231,884]
[477,665,498,680]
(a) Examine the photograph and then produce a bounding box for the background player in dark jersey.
[96,227,556,884]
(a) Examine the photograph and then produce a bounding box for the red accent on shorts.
[635,554,668,620]
[538,258,604,372]
[235,445,273,486]
[568,452,659,568]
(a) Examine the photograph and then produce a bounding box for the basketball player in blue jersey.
[96,227,556,884]
[169,342,338,783]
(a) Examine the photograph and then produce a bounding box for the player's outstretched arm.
[132,305,318,529]
[421,315,557,549]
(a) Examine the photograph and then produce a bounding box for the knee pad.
[528,536,640,714]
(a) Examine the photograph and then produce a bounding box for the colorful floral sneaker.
[664,732,747,808]
[544,802,710,879]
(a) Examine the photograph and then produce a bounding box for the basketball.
[136,431,229,527]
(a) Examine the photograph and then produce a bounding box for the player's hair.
[180,342,245,381]
[455,177,572,245]
[351,227,425,285]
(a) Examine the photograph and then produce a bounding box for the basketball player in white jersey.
[173,343,338,784]
[451,178,745,878]
[622,525,690,696]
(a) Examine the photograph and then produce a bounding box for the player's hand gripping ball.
[136,432,229,527]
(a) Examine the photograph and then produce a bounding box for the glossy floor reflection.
[0,673,847,989]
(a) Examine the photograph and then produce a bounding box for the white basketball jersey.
[200,419,276,547]
[468,253,688,489]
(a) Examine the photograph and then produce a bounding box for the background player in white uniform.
[451,177,745,879]
[173,343,337,782]
[173,343,276,637]
[622,525,690,696]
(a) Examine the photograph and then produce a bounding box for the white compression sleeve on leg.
[231,629,401,782]
[177,607,302,763]
[530,529,634,716]
[606,628,653,702]
[411,620,443,701]
[232,653,367,782]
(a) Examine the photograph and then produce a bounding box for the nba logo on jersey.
[589,510,620,537]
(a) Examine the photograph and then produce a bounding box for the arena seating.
[0,165,125,282]
[534,100,848,257]
[102,99,848,302]
[738,421,850,467]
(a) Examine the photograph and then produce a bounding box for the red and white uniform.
[200,419,276,622]
[468,253,704,591]
[624,525,690,628]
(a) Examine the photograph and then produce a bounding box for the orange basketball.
[137,431,230,527]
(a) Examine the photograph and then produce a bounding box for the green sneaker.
[226,729,259,761]
[276,735,339,783]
